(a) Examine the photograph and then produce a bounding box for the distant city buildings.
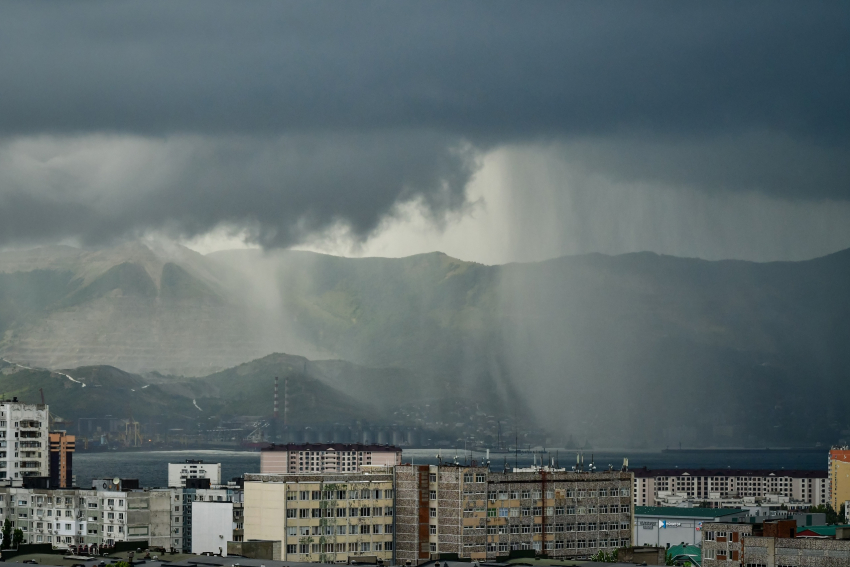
[168,460,221,488]
[632,506,745,548]
[259,443,402,474]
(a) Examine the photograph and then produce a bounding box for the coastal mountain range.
[1,240,849,448]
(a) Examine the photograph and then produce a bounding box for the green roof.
[635,506,744,518]
[668,544,701,562]
[797,524,850,537]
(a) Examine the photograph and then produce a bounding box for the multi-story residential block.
[48,432,75,488]
[168,460,221,488]
[260,443,402,474]
[0,398,49,480]
[244,472,395,564]
[394,465,632,564]
[0,486,170,550]
[169,485,243,552]
[702,522,753,566]
[828,447,850,510]
[633,468,828,508]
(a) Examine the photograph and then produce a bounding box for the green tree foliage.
[114,561,131,567]
[809,503,841,525]
[12,528,23,548]
[590,549,618,562]
[1,518,11,549]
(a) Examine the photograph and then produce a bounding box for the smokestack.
[274,377,279,420]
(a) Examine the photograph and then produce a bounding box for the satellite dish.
[113,477,121,485]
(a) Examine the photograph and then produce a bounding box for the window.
[498,508,509,517]
[429,473,437,482]
[286,509,297,518]
[286,544,296,554]
[430,490,437,500]
[430,507,437,517]
[476,474,485,482]
[429,525,437,535]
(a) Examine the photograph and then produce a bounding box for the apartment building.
[702,522,753,566]
[828,447,850,510]
[394,465,633,564]
[0,486,170,550]
[260,443,402,474]
[48,432,75,488]
[244,472,395,564]
[633,468,828,507]
[0,399,49,480]
[169,485,243,553]
[167,460,221,488]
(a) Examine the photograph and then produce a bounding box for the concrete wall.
[191,501,233,556]
[228,540,281,560]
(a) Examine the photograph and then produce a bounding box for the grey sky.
[1,1,849,258]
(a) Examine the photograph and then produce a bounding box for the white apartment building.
[168,460,221,488]
[0,486,170,550]
[632,468,828,508]
[0,399,49,480]
[260,443,401,474]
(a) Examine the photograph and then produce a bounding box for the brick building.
[394,465,632,564]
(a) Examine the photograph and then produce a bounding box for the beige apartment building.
[633,468,828,508]
[244,472,395,564]
[260,443,402,474]
[394,465,633,564]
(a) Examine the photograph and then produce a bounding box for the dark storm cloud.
[0,1,848,246]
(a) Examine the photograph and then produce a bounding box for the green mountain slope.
[2,241,850,446]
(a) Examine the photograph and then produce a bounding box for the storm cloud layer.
[1,1,849,252]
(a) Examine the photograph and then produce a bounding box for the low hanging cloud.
[0,2,848,250]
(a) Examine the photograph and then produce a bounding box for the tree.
[12,528,23,548]
[590,549,617,562]
[1,518,11,549]
[809,503,841,525]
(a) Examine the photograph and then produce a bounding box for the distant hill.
[2,240,850,447]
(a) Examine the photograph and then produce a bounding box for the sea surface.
[74,448,828,488]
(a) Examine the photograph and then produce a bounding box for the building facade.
[191,500,234,556]
[0,486,170,550]
[633,468,828,508]
[394,465,632,564]
[828,447,850,510]
[48,432,75,488]
[0,399,49,480]
[742,533,850,566]
[260,443,402,474]
[169,485,242,553]
[633,506,745,548]
[168,460,221,488]
[244,472,395,564]
[702,522,753,566]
